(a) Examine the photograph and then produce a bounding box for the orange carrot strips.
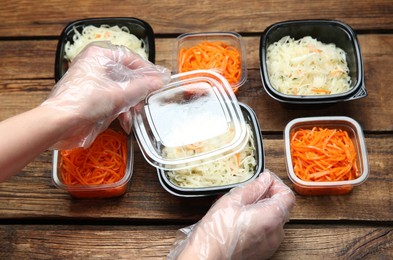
[290,127,359,182]
[179,41,242,86]
[60,129,127,186]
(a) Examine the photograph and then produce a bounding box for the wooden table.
[1,1,392,258]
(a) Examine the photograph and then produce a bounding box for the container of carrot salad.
[284,116,369,196]
[52,127,133,199]
[173,32,247,94]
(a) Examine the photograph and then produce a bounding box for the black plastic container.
[260,19,366,105]
[55,17,155,82]
[157,103,265,197]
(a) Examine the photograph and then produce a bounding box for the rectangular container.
[260,19,366,105]
[284,116,368,195]
[132,70,249,171]
[174,32,247,94]
[52,128,133,199]
[157,103,265,197]
[55,17,155,82]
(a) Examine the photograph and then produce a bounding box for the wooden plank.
[1,35,393,131]
[2,74,392,133]
[278,224,393,259]
[0,0,393,37]
[0,135,392,222]
[0,41,57,80]
[0,224,392,259]
[1,34,393,79]
[1,74,392,132]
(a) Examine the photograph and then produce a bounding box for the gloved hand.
[41,42,170,149]
[167,170,295,260]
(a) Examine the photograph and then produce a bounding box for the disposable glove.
[168,170,295,260]
[41,42,170,149]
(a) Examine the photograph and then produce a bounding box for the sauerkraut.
[64,25,148,61]
[165,123,256,188]
[267,36,351,95]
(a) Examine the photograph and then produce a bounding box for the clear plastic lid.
[133,70,248,170]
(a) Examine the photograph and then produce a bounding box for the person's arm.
[0,42,170,182]
[0,107,82,181]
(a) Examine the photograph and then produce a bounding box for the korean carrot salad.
[290,127,359,182]
[178,41,242,89]
[164,124,256,188]
[60,129,127,186]
[267,36,351,95]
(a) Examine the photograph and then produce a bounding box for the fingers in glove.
[211,170,290,208]
[118,111,133,134]
[78,41,156,70]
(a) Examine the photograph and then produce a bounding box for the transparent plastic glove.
[168,170,295,260]
[41,42,170,149]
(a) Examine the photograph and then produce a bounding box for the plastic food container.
[173,32,247,94]
[133,70,263,197]
[260,20,366,105]
[52,128,133,199]
[55,17,155,82]
[157,102,265,197]
[284,116,369,195]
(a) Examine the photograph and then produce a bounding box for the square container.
[52,128,133,199]
[133,70,262,196]
[173,32,247,94]
[133,69,248,170]
[284,116,368,195]
[157,102,265,197]
[260,20,366,105]
[55,17,155,82]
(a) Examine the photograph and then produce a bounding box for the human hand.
[168,170,295,260]
[41,42,170,149]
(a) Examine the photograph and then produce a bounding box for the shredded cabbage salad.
[165,124,256,188]
[267,36,351,95]
[64,25,148,61]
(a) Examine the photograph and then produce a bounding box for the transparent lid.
[133,70,247,170]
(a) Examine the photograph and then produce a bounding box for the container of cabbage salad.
[157,102,265,197]
[259,19,366,105]
[55,17,155,82]
[132,70,264,197]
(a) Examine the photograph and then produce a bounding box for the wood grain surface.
[0,0,392,37]
[1,0,392,258]
[1,35,392,131]
[0,224,392,259]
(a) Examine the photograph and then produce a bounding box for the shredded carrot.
[290,127,359,182]
[60,129,127,187]
[235,153,241,166]
[178,41,242,92]
[311,89,331,94]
